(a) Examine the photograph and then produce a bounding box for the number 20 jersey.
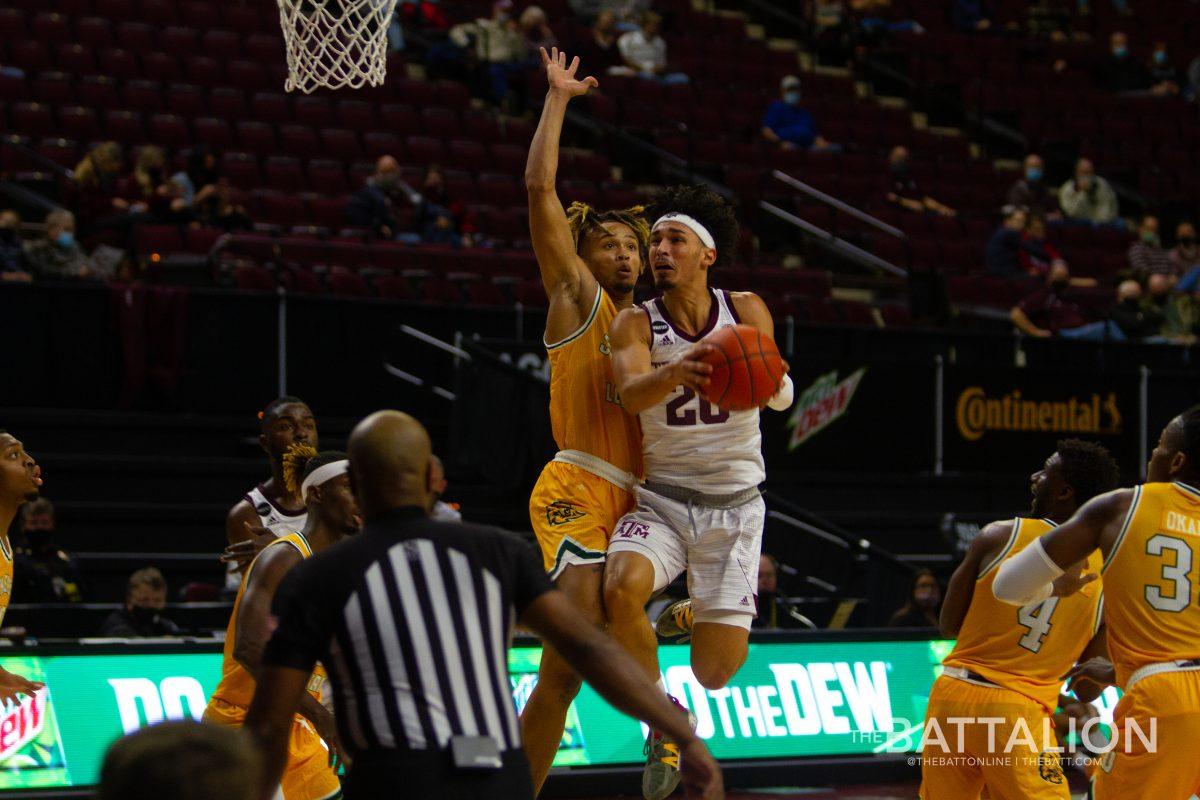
[638,289,765,494]
[1103,481,1200,688]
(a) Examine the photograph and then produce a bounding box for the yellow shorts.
[204,697,341,800]
[529,460,634,579]
[919,675,1068,800]
[1092,670,1200,800]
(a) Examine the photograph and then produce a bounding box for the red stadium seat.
[139,0,179,25]
[116,21,155,52]
[487,144,526,175]
[307,160,348,194]
[363,132,404,160]
[420,107,461,138]
[279,124,320,159]
[192,117,234,150]
[143,53,183,83]
[37,138,79,169]
[201,30,242,60]
[56,43,98,74]
[162,25,201,57]
[307,196,349,229]
[335,100,377,131]
[12,103,55,138]
[184,56,224,86]
[447,140,488,173]
[31,13,73,44]
[378,104,421,136]
[180,1,218,28]
[243,34,284,63]
[288,268,325,294]
[375,274,415,300]
[135,224,186,256]
[236,121,277,153]
[462,109,501,142]
[119,79,163,113]
[59,106,103,142]
[185,227,224,253]
[256,191,306,227]
[95,0,136,17]
[327,267,371,298]
[233,263,277,292]
[31,72,75,105]
[97,48,139,80]
[405,136,446,165]
[9,42,53,73]
[226,61,270,92]
[319,128,363,161]
[0,72,27,103]
[293,97,332,127]
[220,152,262,188]
[0,9,27,39]
[477,174,521,206]
[263,156,306,192]
[251,92,290,124]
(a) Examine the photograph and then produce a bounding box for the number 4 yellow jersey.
[1102,481,1200,688]
[944,517,1104,712]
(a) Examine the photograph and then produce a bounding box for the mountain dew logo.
[787,369,866,450]
[0,688,47,761]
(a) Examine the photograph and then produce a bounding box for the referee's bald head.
[347,410,432,518]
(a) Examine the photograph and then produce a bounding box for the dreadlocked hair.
[565,201,650,261]
[1056,439,1121,504]
[282,445,348,497]
[648,185,740,270]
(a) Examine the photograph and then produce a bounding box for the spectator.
[14,499,83,604]
[761,76,837,152]
[1163,282,1200,344]
[519,6,558,54]
[574,9,620,74]
[1010,261,1088,337]
[1128,214,1175,278]
[449,0,527,107]
[345,155,419,240]
[1097,31,1150,93]
[1059,158,1119,225]
[1019,215,1073,277]
[99,567,182,637]
[72,142,129,225]
[614,11,688,84]
[985,206,1032,277]
[1110,279,1166,341]
[885,146,956,217]
[951,0,993,31]
[172,147,251,231]
[1007,154,1060,218]
[428,454,462,522]
[1142,271,1174,318]
[119,146,190,224]
[415,165,477,246]
[1148,41,1180,96]
[0,210,31,283]
[753,553,805,629]
[99,721,259,800]
[1170,222,1200,273]
[23,210,107,281]
[888,568,941,627]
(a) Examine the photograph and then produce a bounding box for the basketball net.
[277,0,399,93]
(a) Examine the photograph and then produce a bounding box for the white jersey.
[638,289,765,494]
[224,485,307,591]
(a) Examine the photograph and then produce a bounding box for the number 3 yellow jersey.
[0,535,12,627]
[945,517,1104,712]
[1102,481,1200,688]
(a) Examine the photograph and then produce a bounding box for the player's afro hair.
[647,184,739,270]
[1056,439,1121,505]
[282,444,348,497]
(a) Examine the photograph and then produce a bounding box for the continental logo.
[546,500,587,526]
[955,388,1122,442]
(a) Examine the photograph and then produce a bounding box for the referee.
[245,411,722,800]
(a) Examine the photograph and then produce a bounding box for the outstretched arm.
[940,520,1013,637]
[527,48,599,315]
[610,307,713,416]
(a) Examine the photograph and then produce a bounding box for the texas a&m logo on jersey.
[615,519,651,539]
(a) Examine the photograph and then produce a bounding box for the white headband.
[654,213,716,251]
[300,459,349,502]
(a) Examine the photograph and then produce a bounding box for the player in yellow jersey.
[923,439,1120,799]
[0,430,44,704]
[204,446,360,800]
[995,405,1200,800]
[518,47,651,796]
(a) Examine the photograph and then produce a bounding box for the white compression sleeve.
[992,538,1063,606]
[767,374,795,411]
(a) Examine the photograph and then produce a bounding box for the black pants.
[344,748,534,799]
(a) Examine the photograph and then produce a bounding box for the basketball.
[699,324,786,412]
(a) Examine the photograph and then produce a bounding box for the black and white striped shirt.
[263,507,552,757]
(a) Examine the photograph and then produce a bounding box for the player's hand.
[541,47,599,98]
[680,737,724,800]
[1066,657,1116,697]
[1052,561,1097,597]
[0,668,44,707]
[311,705,350,771]
[668,343,714,392]
[220,523,276,570]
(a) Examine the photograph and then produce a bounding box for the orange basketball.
[699,324,786,412]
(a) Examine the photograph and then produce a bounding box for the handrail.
[1,134,75,180]
[763,489,913,572]
[760,201,908,276]
[773,169,906,239]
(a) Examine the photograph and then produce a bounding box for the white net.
[277,0,399,93]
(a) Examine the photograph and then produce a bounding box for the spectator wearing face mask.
[118,146,190,224]
[888,568,941,627]
[1018,215,1078,279]
[1110,279,1166,342]
[449,0,528,107]
[99,567,181,637]
[1097,31,1150,93]
[985,206,1035,277]
[1163,280,1200,344]
[1147,41,1180,96]
[1170,222,1200,273]
[574,10,620,74]
[1010,261,1088,338]
[345,155,421,240]
[1128,214,1176,278]
[761,76,838,152]
[614,11,688,84]
[23,209,109,281]
[1059,158,1119,226]
[1007,154,1060,219]
[885,146,956,217]
[14,499,83,604]
[0,210,31,283]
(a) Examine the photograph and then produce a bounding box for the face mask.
[55,231,75,248]
[1026,166,1043,182]
[1113,45,1128,58]
[784,90,801,105]
[914,589,939,608]
[1154,50,1167,65]
[24,529,52,550]
[129,606,159,626]
[1141,231,1160,245]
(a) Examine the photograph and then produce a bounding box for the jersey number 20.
[666,386,729,426]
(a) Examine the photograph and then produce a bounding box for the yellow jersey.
[945,517,1103,711]
[211,531,325,708]
[0,535,12,627]
[1102,481,1200,688]
[546,285,642,477]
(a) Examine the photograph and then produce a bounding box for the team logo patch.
[546,500,587,526]
[651,321,669,335]
[1099,750,1116,773]
[615,519,650,539]
[1037,751,1064,784]
[254,501,272,517]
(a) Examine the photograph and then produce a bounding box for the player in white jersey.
[223,397,316,591]
[605,185,794,800]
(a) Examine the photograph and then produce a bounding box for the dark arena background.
[0,0,1198,796]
